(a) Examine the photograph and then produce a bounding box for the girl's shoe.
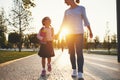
[41,70,46,77]
[47,64,52,72]
[78,78,84,80]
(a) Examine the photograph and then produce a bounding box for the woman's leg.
[75,34,84,73]
[69,44,76,70]
[67,35,76,70]
[66,35,77,77]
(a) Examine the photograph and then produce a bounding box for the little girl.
[37,16,55,76]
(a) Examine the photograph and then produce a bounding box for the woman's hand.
[89,32,93,38]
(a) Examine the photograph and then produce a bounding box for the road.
[84,53,120,80]
[0,49,120,80]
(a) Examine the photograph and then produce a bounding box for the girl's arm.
[37,29,44,40]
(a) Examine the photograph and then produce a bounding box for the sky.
[0,0,117,42]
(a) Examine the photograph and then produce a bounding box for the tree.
[104,21,111,54]
[103,35,111,54]
[94,36,100,49]
[8,32,21,50]
[8,0,33,52]
[83,31,89,49]
[8,33,20,44]
[29,34,39,44]
[0,8,7,33]
[28,33,39,51]
[23,35,30,48]
[0,32,6,48]
[111,34,117,49]
[0,8,7,48]
[22,0,35,9]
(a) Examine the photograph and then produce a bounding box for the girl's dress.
[37,26,55,58]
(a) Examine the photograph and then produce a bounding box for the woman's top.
[63,5,90,34]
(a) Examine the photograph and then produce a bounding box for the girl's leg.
[41,57,46,76]
[47,57,51,72]
[42,57,46,69]
[47,57,51,64]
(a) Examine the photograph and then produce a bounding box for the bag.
[37,27,54,44]
[39,27,47,44]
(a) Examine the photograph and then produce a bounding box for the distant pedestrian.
[57,0,93,80]
[37,16,55,77]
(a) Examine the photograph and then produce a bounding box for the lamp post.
[116,0,120,62]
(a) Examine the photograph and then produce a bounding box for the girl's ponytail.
[76,0,80,3]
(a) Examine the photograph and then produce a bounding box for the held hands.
[54,34,59,40]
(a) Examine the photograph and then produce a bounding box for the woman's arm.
[87,25,93,38]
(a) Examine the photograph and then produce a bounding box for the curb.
[0,54,36,67]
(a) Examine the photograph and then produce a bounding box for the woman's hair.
[76,0,80,3]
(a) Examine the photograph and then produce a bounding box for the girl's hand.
[43,37,47,41]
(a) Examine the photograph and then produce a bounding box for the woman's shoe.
[71,69,77,77]
[78,72,84,80]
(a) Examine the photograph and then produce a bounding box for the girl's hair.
[76,0,80,3]
[42,16,50,25]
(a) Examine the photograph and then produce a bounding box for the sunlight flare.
[59,27,69,40]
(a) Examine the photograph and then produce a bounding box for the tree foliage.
[8,0,33,33]
[7,0,33,51]
[0,32,6,48]
[8,32,20,44]
[22,0,35,9]
[0,8,7,33]
[29,33,39,44]
[0,8,7,48]
[94,36,100,49]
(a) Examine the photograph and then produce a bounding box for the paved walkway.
[0,49,120,80]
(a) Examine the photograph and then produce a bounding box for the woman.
[58,0,93,80]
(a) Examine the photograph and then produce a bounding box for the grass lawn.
[88,49,117,55]
[0,50,37,64]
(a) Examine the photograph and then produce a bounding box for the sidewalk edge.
[0,54,36,67]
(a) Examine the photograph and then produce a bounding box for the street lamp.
[116,0,120,62]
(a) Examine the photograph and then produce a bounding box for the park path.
[0,49,120,80]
